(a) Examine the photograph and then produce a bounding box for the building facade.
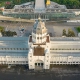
[28,18,51,69]
[2,0,80,20]
[0,19,80,69]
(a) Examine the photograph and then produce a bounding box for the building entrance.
[35,60,44,70]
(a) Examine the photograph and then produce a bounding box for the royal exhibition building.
[0,0,80,70]
[0,18,80,69]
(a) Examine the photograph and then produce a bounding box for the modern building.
[0,18,80,69]
[2,0,80,20]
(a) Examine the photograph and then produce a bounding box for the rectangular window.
[63,62,67,63]
[38,63,40,66]
[41,63,43,66]
[40,37,42,39]
[50,61,53,63]
[35,63,37,66]
[37,37,39,39]
[26,61,28,63]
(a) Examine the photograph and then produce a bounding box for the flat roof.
[0,37,29,48]
[0,52,28,56]
[50,52,80,57]
[0,37,29,56]
[50,37,80,41]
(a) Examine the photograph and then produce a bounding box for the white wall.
[28,48,51,69]
[32,32,47,43]
[50,56,80,64]
[0,56,28,64]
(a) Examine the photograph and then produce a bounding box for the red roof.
[33,46,44,56]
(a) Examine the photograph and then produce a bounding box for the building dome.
[33,18,47,34]
[31,18,49,44]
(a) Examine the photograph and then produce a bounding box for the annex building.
[2,0,80,20]
[0,18,80,69]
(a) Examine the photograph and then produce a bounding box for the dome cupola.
[32,18,48,44]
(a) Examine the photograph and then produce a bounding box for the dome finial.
[38,17,41,21]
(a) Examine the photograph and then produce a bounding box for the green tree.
[13,31,17,35]
[67,29,71,37]
[52,0,80,9]
[62,29,66,36]
[5,4,14,9]
[1,30,17,37]
[67,29,75,37]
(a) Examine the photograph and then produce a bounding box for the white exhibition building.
[0,18,80,69]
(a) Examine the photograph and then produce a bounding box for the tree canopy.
[62,29,75,37]
[0,0,80,9]
[52,0,80,9]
